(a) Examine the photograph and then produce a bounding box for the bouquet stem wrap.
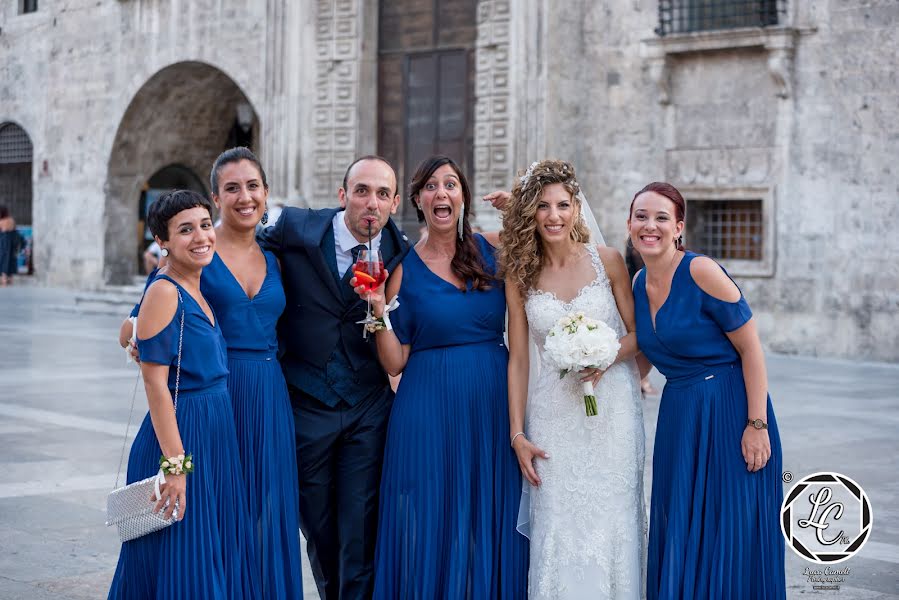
[581,381,598,416]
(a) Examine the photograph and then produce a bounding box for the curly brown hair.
[499,159,592,297]
[409,155,494,291]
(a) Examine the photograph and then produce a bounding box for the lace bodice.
[526,246,627,356]
[521,244,646,599]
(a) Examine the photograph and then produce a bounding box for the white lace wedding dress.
[522,244,647,599]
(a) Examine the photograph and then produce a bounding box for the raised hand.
[483,190,511,211]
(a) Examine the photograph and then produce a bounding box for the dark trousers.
[290,386,392,600]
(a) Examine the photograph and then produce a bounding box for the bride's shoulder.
[595,244,622,262]
[594,244,630,287]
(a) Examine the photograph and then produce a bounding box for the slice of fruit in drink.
[353,270,378,286]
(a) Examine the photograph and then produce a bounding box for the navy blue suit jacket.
[258,207,410,401]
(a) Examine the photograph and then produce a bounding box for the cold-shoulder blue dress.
[131,251,303,597]
[635,252,785,600]
[373,234,528,599]
[108,274,260,599]
[202,250,303,599]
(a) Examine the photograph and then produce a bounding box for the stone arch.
[0,122,34,275]
[104,61,258,283]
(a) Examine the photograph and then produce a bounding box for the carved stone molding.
[310,0,362,204]
[473,0,512,229]
[642,26,800,102]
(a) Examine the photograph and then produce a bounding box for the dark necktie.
[350,244,367,265]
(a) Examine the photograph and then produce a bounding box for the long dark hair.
[409,155,493,291]
[630,181,686,250]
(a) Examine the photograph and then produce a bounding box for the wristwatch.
[746,418,768,430]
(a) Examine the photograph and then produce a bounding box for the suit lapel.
[302,209,343,302]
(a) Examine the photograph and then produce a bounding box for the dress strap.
[152,272,181,290]
[584,244,608,285]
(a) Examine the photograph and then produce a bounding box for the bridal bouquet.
[543,311,620,416]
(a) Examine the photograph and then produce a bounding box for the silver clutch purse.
[106,471,179,542]
[106,293,185,543]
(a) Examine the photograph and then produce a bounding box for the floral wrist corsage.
[159,453,194,476]
[364,296,401,334]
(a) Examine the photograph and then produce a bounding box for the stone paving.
[0,285,897,599]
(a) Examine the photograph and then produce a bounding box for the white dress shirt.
[333,210,383,277]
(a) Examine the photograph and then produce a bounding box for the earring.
[160,248,169,257]
[458,203,465,240]
[261,209,269,226]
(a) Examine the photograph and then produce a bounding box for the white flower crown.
[519,161,580,192]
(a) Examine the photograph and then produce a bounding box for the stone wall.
[520,0,899,361]
[0,0,309,284]
[1,0,896,359]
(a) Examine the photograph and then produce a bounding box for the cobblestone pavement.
[1,286,897,599]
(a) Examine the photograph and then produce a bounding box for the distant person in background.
[264,200,285,227]
[625,237,658,396]
[143,240,164,275]
[0,205,22,287]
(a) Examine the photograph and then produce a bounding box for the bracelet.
[159,453,194,476]
[510,431,526,447]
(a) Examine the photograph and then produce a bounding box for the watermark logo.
[781,472,872,564]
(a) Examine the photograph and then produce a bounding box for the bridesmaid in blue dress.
[352,156,527,599]
[109,190,260,599]
[204,148,303,598]
[628,182,785,599]
[121,149,303,598]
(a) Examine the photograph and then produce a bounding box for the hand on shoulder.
[136,279,180,341]
[689,256,741,302]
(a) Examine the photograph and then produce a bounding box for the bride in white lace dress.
[500,160,647,599]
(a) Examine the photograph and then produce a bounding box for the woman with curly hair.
[351,155,527,599]
[501,159,646,599]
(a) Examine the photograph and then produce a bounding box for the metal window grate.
[656,0,785,36]
[687,200,763,261]
[0,123,34,164]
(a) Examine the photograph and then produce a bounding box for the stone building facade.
[1,0,896,361]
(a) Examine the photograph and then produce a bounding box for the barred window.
[656,0,785,36]
[20,0,38,14]
[687,199,763,261]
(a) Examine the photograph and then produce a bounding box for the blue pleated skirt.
[108,385,261,599]
[647,364,786,600]
[227,350,303,599]
[373,341,528,599]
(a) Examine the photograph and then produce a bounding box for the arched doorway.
[104,61,258,283]
[0,122,34,274]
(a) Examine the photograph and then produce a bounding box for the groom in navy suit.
[258,156,410,600]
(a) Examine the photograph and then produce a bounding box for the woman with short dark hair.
[108,190,260,599]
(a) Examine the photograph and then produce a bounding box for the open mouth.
[433,204,453,220]
[640,234,661,245]
[189,245,211,256]
[544,224,564,234]
[235,206,256,217]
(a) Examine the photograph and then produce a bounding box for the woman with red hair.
[629,182,785,599]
